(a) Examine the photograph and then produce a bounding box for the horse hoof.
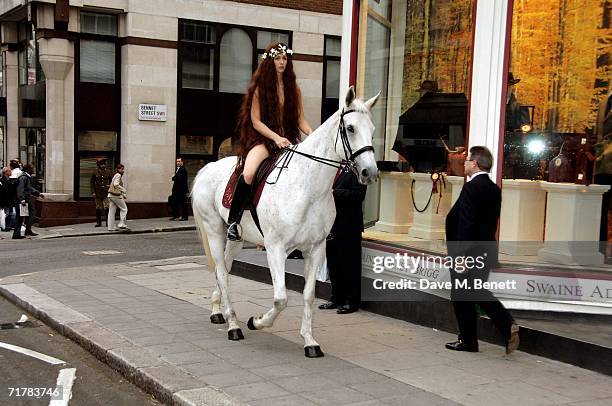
[210,313,226,324]
[247,316,257,330]
[228,328,244,341]
[304,345,324,358]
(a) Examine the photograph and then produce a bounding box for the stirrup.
[227,222,242,241]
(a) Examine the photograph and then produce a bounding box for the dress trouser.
[326,234,362,306]
[171,192,189,219]
[450,269,514,345]
[108,196,128,230]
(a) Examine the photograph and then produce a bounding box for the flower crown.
[261,44,294,60]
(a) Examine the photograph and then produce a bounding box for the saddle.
[222,153,281,210]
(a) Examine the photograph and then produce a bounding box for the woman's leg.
[116,198,128,228]
[227,144,270,241]
[243,144,270,185]
[107,198,117,231]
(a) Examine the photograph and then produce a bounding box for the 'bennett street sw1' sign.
[138,104,167,122]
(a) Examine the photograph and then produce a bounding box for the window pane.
[181,46,214,89]
[181,22,215,44]
[257,31,289,50]
[220,28,253,94]
[325,60,340,99]
[325,37,342,57]
[78,131,117,151]
[502,2,612,182]
[80,40,115,84]
[81,12,117,36]
[179,135,214,155]
[79,155,115,197]
[369,0,392,21]
[393,0,473,173]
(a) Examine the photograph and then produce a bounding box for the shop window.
[322,36,341,122]
[181,22,215,44]
[502,2,611,184]
[219,28,253,93]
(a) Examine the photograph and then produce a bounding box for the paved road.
[0,296,161,405]
[0,231,204,278]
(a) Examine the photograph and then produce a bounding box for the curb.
[0,284,244,406]
[36,226,197,240]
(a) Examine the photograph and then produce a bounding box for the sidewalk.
[0,217,196,241]
[1,257,611,405]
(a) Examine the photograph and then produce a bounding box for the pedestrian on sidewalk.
[5,160,22,230]
[319,165,366,314]
[13,164,44,239]
[90,158,113,228]
[107,163,129,231]
[169,157,189,221]
[445,146,519,354]
[0,166,14,231]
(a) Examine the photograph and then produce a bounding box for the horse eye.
[347,125,354,133]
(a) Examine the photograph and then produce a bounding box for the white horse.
[191,87,379,357]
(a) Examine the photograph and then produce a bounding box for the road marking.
[81,250,123,256]
[0,342,65,365]
[49,368,76,406]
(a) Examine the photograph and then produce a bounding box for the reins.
[266,108,375,184]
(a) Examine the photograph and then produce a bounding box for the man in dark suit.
[170,157,189,221]
[13,164,44,239]
[319,166,367,314]
[445,146,519,354]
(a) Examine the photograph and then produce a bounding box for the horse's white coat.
[191,88,379,353]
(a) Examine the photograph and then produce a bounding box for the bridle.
[267,108,375,183]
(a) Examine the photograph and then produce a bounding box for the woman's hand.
[275,137,292,149]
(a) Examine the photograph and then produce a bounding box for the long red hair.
[236,42,301,161]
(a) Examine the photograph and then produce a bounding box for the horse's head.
[337,86,380,185]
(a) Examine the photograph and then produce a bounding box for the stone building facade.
[0,0,343,218]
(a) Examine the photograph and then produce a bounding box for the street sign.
[138,104,167,122]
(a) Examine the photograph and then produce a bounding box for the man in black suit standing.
[445,146,519,354]
[170,157,189,221]
[318,166,367,314]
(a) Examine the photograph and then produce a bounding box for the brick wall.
[233,0,343,15]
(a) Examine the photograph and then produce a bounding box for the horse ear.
[345,86,356,107]
[365,91,381,110]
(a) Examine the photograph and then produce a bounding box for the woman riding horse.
[228,42,313,241]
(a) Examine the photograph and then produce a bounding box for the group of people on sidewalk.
[90,159,129,231]
[0,159,44,239]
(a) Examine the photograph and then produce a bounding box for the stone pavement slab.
[1,256,611,405]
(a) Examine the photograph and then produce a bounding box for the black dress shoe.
[12,235,25,240]
[25,231,38,237]
[445,340,478,352]
[318,301,338,310]
[336,305,359,314]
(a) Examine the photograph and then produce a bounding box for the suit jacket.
[172,166,189,195]
[445,173,500,271]
[16,173,41,203]
[331,169,367,237]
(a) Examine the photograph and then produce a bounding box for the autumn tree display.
[401,0,474,112]
[511,0,611,135]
